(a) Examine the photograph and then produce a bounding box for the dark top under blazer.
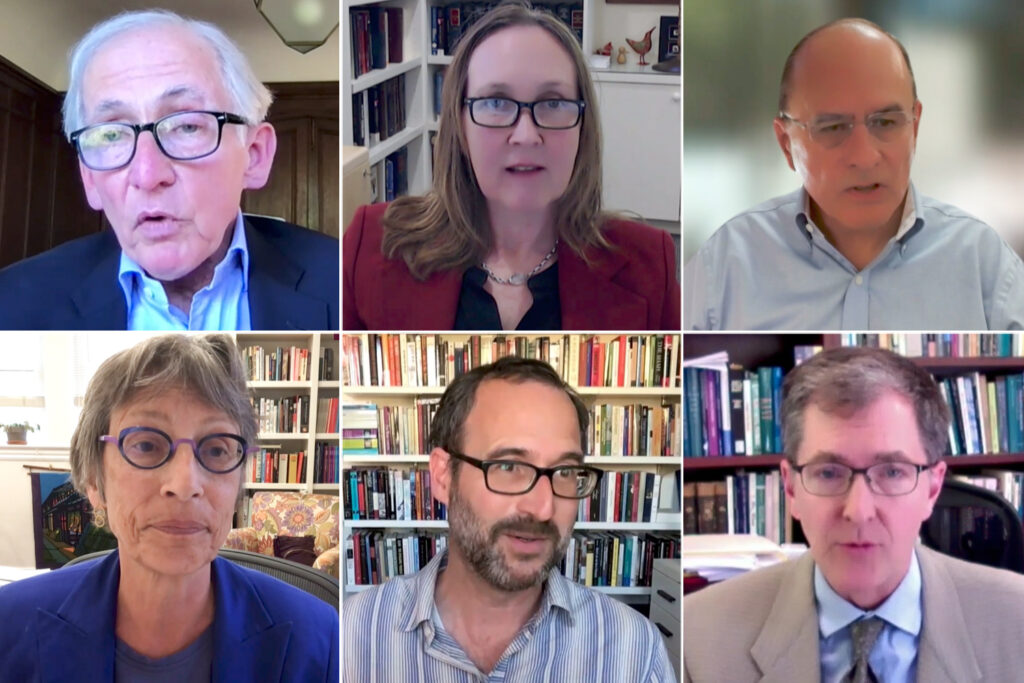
[0,549,339,682]
[0,216,339,330]
[343,203,681,331]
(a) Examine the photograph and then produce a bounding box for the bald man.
[684,18,1024,330]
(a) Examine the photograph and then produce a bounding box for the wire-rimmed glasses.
[463,97,585,129]
[70,110,248,171]
[448,451,601,498]
[99,426,254,474]
[793,460,935,497]
[779,110,916,149]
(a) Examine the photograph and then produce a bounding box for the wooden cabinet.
[242,82,340,238]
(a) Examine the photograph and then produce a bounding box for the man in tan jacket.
[684,346,1024,682]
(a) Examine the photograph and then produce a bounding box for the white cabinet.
[595,74,681,222]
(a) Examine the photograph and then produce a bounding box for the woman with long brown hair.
[343,1,680,331]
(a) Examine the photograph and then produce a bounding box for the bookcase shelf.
[351,56,422,94]
[344,582,653,597]
[341,454,681,466]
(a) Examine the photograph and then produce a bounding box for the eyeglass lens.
[800,462,922,496]
[120,427,245,472]
[76,112,226,170]
[470,98,582,129]
[485,460,598,498]
[808,111,912,148]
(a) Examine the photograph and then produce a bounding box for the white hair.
[62,9,273,139]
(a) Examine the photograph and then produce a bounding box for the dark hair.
[778,18,917,114]
[70,334,256,497]
[429,356,589,466]
[781,346,950,465]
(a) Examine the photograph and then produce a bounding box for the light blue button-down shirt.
[343,550,676,682]
[815,550,922,683]
[684,185,1024,330]
[118,212,251,331]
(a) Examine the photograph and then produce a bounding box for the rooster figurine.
[626,27,656,65]
[596,41,612,56]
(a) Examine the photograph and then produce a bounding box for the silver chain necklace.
[480,240,559,286]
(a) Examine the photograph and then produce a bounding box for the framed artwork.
[658,15,680,63]
[31,472,116,569]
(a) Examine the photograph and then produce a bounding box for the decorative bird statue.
[626,27,656,65]
[597,41,612,56]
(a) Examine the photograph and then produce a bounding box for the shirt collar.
[117,212,250,305]
[400,550,576,635]
[814,548,923,639]
[798,185,922,243]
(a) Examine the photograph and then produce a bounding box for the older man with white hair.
[0,9,339,330]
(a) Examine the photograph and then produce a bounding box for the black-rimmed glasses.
[778,110,915,149]
[793,461,935,497]
[100,426,255,474]
[449,451,602,498]
[70,110,248,171]
[464,97,585,129]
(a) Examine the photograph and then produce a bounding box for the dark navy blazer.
[0,216,339,330]
[0,550,339,682]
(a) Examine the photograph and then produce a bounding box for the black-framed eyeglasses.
[793,461,935,497]
[778,110,915,149]
[99,426,255,474]
[70,110,248,171]
[448,451,602,498]
[464,97,585,129]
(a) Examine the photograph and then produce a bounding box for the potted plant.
[2,421,39,445]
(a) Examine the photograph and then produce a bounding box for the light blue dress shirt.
[118,213,251,331]
[684,185,1024,330]
[815,550,922,683]
[343,550,676,682]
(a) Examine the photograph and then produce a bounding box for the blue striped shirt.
[343,551,676,682]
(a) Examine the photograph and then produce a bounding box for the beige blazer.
[684,545,1024,683]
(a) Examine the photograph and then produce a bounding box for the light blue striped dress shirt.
[343,551,676,682]
[117,212,251,330]
[684,185,1024,330]
[815,550,922,683]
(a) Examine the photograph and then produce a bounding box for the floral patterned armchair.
[225,491,340,577]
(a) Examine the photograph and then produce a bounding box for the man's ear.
[911,99,923,145]
[429,447,454,507]
[922,459,946,518]
[773,117,796,172]
[780,459,801,521]
[242,122,277,190]
[78,161,105,211]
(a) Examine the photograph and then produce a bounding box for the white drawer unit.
[649,558,681,682]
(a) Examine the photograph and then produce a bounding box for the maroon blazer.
[343,203,680,331]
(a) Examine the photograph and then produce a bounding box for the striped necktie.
[848,617,884,683]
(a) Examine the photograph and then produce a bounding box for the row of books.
[248,448,309,484]
[316,397,339,434]
[578,470,678,523]
[954,472,1024,516]
[313,443,340,484]
[562,531,679,588]
[350,400,678,457]
[350,6,403,79]
[342,404,379,454]
[837,333,1024,358]
[351,74,407,148]
[344,529,678,588]
[429,2,583,56]
[683,473,788,545]
[241,345,313,382]
[683,363,783,457]
[344,467,448,521]
[253,395,310,434]
[342,333,681,388]
[939,373,1024,455]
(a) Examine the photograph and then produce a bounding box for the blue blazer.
[0,216,339,330]
[0,550,339,682]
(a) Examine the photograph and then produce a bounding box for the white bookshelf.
[235,333,341,527]
[342,0,680,217]
[340,333,681,602]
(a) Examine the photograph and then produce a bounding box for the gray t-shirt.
[114,624,213,683]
